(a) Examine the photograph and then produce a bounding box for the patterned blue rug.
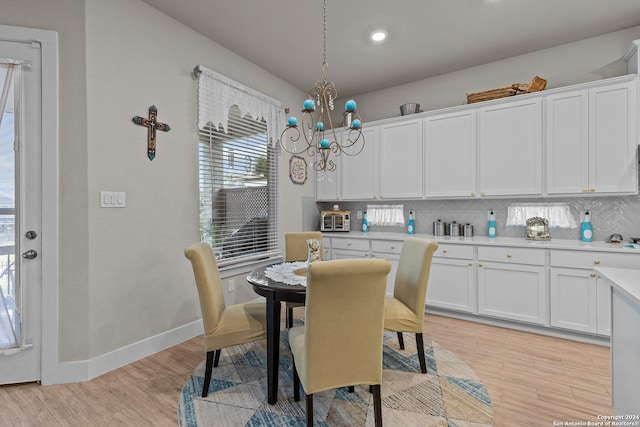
[178,329,493,426]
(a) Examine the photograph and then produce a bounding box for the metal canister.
[449,221,462,237]
[433,220,446,236]
[463,223,474,237]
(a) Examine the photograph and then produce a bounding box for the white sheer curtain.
[196,65,284,148]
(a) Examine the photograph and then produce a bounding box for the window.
[196,66,283,268]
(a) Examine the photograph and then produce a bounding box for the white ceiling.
[142,0,640,99]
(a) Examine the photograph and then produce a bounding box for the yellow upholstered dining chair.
[289,258,391,427]
[184,243,267,397]
[384,237,438,373]
[284,231,323,328]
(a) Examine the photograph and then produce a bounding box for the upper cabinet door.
[589,80,637,194]
[315,130,341,201]
[379,119,423,199]
[546,90,589,195]
[341,126,379,200]
[424,110,477,198]
[479,98,542,197]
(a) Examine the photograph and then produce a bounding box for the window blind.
[197,69,281,267]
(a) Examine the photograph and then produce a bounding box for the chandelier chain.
[322,0,327,66]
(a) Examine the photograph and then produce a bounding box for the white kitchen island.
[593,267,640,416]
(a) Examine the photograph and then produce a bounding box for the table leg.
[265,293,281,405]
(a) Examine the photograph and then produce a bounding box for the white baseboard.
[50,320,203,384]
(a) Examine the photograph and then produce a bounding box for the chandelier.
[280,0,365,172]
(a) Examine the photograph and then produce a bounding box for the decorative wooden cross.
[132,105,171,160]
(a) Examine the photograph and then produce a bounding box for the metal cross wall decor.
[132,105,171,160]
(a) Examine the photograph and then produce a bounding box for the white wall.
[344,26,640,122]
[83,0,307,360]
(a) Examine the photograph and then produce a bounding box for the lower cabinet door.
[550,267,597,333]
[427,258,475,313]
[478,262,546,324]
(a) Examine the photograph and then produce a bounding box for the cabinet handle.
[590,188,596,192]
[479,263,484,267]
[468,262,473,267]
[442,249,448,253]
[594,260,600,265]
[471,192,475,196]
[507,254,512,258]
[583,188,588,192]
[590,273,597,278]
[347,243,351,247]
[390,246,395,250]
[480,192,485,196]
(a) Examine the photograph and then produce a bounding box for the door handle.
[22,249,38,259]
[26,230,38,240]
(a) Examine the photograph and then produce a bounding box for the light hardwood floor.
[1,313,613,426]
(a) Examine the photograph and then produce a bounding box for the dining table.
[246,262,307,405]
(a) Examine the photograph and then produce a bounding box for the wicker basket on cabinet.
[466,76,547,104]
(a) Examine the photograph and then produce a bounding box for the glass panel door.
[0,62,17,350]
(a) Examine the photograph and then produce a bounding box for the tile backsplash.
[318,195,640,241]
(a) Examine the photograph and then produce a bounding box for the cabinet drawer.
[331,238,370,252]
[434,244,474,259]
[371,239,403,254]
[478,246,545,265]
[551,250,640,269]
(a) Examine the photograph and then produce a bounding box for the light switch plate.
[100,191,126,208]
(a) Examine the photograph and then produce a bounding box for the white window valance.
[196,65,284,148]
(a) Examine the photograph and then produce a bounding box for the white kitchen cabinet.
[370,239,403,295]
[546,78,638,196]
[588,80,637,194]
[546,90,589,195]
[315,168,340,201]
[427,244,476,313]
[341,127,379,200]
[549,267,599,334]
[477,246,546,325]
[549,250,638,336]
[330,237,402,294]
[330,237,370,259]
[315,129,342,201]
[424,110,477,198]
[379,119,423,199]
[479,97,542,196]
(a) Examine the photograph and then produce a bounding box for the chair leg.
[287,306,294,328]
[396,331,405,350]
[293,360,300,402]
[348,386,355,393]
[305,393,313,427]
[203,350,215,397]
[415,333,427,373]
[213,349,221,367]
[371,384,382,427]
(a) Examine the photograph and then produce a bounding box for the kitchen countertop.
[594,267,640,306]
[323,231,640,254]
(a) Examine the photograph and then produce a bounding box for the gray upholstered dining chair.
[284,231,323,328]
[383,237,438,373]
[289,258,391,427]
[184,243,267,397]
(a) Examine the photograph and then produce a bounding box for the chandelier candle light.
[280,0,365,172]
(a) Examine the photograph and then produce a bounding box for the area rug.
[177,329,493,426]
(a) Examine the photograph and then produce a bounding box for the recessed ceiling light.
[370,30,387,42]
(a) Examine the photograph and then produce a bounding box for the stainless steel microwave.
[320,210,351,232]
